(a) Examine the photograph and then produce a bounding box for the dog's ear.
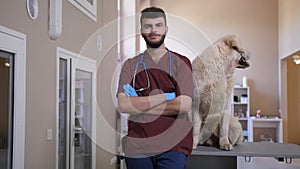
[225,34,241,51]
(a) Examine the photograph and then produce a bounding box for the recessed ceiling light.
[292,55,300,65]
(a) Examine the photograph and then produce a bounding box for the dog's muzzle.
[237,51,250,69]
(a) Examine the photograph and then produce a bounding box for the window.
[68,0,97,22]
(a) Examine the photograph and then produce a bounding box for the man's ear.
[165,26,169,34]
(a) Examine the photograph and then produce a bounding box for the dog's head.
[225,34,251,69]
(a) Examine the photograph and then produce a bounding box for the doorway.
[0,25,26,169]
[280,53,300,145]
[0,50,14,169]
[286,55,300,144]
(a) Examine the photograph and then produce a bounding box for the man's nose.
[151,26,157,33]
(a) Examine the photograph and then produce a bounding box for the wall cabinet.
[232,86,282,143]
[232,87,251,141]
[249,118,283,143]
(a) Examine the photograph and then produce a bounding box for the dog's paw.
[193,143,198,149]
[198,136,205,145]
[205,138,214,146]
[220,143,233,151]
[193,136,200,149]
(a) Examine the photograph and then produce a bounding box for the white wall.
[278,0,300,144]
[278,0,300,59]
[0,0,119,168]
[149,0,279,117]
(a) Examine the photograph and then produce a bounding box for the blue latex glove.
[164,92,176,101]
[123,83,138,96]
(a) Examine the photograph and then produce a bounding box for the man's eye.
[144,25,152,29]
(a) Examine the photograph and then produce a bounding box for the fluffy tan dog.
[191,34,250,150]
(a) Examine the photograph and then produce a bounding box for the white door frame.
[0,25,26,169]
[56,47,96,169]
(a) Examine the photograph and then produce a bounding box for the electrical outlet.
[47,128,53,141]
[110,156,117,165]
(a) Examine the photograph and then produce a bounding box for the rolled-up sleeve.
[117,59,132,96]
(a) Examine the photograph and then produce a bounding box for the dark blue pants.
[125,151,188,169]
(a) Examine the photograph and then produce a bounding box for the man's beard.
[142,33,166,48]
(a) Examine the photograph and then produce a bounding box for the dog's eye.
[232,46,238,51]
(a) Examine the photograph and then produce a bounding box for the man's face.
[141,17,168,48]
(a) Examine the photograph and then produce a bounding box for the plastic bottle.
[242,76,247,87]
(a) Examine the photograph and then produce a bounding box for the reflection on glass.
[74,69,93,169]
[0,50,14,169]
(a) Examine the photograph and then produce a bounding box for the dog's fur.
[191,34,250,150]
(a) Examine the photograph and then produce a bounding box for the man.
[117,7,193,169]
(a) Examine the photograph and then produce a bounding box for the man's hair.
[140,7,167,26]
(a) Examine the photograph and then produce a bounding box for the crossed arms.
[117,84,192,116]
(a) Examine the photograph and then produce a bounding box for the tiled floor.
[237,157,300,169]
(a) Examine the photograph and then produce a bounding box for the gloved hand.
[164,92,176,101]
[123,83,138,96]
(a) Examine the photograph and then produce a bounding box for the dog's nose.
[242,50,251,60]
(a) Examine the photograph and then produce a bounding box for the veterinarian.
[117,7,194,169]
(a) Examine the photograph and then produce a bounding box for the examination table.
[187,142,300,169]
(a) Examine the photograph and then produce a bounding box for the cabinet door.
[70,58,96,169]
[72,69,94,169]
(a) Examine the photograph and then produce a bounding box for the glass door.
[72,69,93,169]
[57,58,70,169]
[0,50,14,169]
[57,48,96,169]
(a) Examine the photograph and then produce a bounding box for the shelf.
[75,115,84,119]
[237,117,248,121]
[233,86,248,89]
[74,127,83,133]
[250,118,282,128]
[232,86,250,141]
[232,102,248,105]
[250,117,281,121]
[75,102,89,106]
[249,117,283,143]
